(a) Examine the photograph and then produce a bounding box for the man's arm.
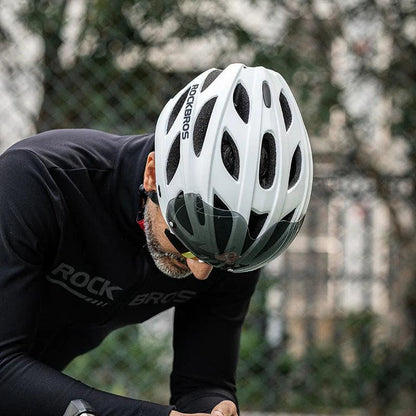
[170,268,260,414]
[0,149,174,416]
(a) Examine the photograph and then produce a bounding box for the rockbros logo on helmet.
[181,83,199,139]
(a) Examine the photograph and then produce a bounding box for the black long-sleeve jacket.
[0,129,259,416]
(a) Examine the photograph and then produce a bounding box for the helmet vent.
[288,145,302,189]
[195,194,205,226]
[166,133,181,185]
[193,97,217,157]
[174,191,193,235]
[262,81,271,108]
[279,92,292,130]
[213,193,229,212]
[167,87,191,133]
[248,211,268,239]
[255,208,296,257]
[282,209,295,222]
[201,69,222,92]
[233,83,250,123]
[221,131,240,181]
[242,211,268,253]
[259,132,276,189]
[213,194,232,253]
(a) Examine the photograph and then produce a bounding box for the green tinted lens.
[166,193,303,272]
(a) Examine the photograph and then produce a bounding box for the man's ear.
[143,151,157,192]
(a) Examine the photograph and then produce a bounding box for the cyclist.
[0,64,312,416]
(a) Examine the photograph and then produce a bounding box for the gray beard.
[143,204,192,279]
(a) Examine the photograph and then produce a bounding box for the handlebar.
[63,399,96,416]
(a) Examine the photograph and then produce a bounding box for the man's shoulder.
[1,129,155,170]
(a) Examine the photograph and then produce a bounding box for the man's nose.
[186,258,213,280]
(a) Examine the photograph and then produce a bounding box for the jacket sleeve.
[0,149,174,416]
[170,268,260,413]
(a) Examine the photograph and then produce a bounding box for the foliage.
[64,323,173,403]
[16,0,246,133]
[238,310,416,413]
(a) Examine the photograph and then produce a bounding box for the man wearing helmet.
[0,64,312,416]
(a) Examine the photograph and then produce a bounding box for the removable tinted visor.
[166,193,304,272]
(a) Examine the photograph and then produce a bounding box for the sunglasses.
[146,188,198,260]
[164,228,197,259]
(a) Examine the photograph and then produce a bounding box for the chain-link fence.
[1,1,415,415]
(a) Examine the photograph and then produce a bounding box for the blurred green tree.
[17,0,248,133]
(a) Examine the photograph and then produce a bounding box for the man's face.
[143,198,213,280]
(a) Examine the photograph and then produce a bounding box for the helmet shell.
[155,63,313,272]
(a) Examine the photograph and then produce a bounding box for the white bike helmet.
[155,63,313,272]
